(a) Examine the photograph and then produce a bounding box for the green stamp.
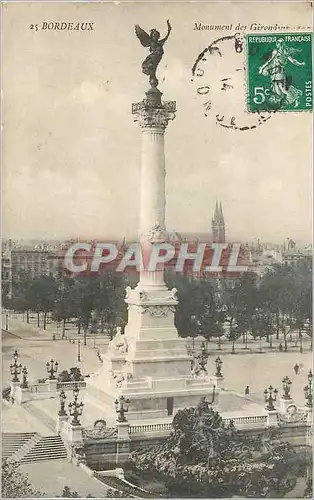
[246,33,312,112]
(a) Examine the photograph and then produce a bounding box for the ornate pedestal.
[15,386,31,404]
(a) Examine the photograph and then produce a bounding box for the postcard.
[1,1,313,499]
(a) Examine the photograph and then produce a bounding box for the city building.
[10,248,59,282]
[282,245,312,266]
[1,250,12,299]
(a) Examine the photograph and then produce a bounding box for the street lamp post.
[217,334,222,350]
[115,395,130,422]
[21,366,29,389]
[198,341,209,373]
[58,389,67,416]
[304,369,313,408]
[264,385,278,411]
[77,340,81,362]
[46,359,59,380]
[10,349,22,382]
[282,376,292,400]
[215,357,223,378]
[10,363,22,382]
[68,385,84,425]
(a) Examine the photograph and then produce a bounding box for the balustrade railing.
[129,423,173,434]
[56,381,86,390]
[223,415,267,425]
[129,416,267,435]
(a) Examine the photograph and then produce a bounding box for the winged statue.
[135,20,172,88]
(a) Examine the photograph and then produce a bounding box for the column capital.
[132,99,176,130]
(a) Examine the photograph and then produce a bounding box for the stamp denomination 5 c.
[246,33,312,112]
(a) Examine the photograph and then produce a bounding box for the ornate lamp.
[264,385,278,411]
[282,376,292,400]
[73,383,79,399]
[215,356,223,377]
[304,369,313,408]
[115,395,130,422]
[58,389,67,416]
[198,341,209,373]
[68,385,84,425]
[46,359,58,380]
[10,362,22,383]
[10,350,22,382]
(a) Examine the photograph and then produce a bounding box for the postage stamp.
[246,33,312,112]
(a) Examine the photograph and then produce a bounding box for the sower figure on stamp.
[135,20,172,88]
[258,39,305,108]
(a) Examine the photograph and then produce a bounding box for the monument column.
[86,23,217,420]
[132,92,176,290]
[140,126,166,235]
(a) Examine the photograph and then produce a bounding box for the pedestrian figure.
[279,343,283,352]
[245,385,250,397]
[294,363,299,375]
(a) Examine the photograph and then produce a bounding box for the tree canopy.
[130,400,306,498]
[1,459,42,498]
[6,259,312,350]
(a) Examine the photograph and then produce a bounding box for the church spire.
[219,202,224,222]
[212,200,226,243]
[214,201,219,220]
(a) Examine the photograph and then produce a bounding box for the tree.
[58,486,128,498]
[10,271,34,323]
[289,260,312,352]
[196,279,225,348]
[250,306,276,353]
[131,401,303,498]
[219,279,244,353]
[53,277,78,337]
[60,486,79,498]
[93,271,128,339]
[21,276,58,329]
[1,459,42,498]
[58,367,83,382]
[260,264,297,351]
[105,489,129,498]
[37,275,59,329]
[165,273,225,348]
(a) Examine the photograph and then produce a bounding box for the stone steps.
[21,436,68,463]
[2,432,37,459]
[23,401,56,433]
[10,433,41,462]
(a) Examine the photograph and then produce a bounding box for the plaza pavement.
[20,458,110,497]
[2,317,109,389]
[2,314,312,434]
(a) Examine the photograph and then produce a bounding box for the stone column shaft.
[140,129,165,235]
[132,98,176,289]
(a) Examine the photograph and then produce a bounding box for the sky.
[2,1,313,244]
